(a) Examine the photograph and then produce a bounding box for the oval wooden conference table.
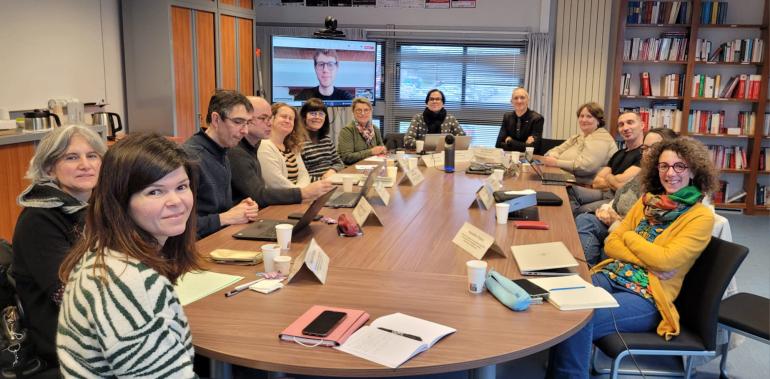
[185,159,591,378]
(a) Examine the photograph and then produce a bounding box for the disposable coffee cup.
[466,260,488,294]
[510,151,521,164]
[415,140,424,153]
[493,169,505,182]
[261,244,281,273]
[274,255,292,276]
[525,146,534,161]
[342,176,356,192]
[408,157,418,170]
[495,202,509,225]
[275,224,294,251]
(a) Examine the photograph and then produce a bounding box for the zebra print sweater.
[57,249,197,378]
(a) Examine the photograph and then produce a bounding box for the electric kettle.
[91,112,123,140]
[23,110,61,131]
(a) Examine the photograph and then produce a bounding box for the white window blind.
[386,42,528,147]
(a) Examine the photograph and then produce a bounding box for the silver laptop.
[423,133,449,152]
[436,135,472,151]
[325,162,384,208]
[511,242,579,276]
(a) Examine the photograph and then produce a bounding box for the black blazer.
[495,109,544,152]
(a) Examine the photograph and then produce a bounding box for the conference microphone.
[444,134,455,173]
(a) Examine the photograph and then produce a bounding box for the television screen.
[271,36,377,107]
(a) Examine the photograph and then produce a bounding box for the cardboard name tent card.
[279,305,370,347]
[452,222,507,260]
[286,238,330,284]
[469,183,495,210]
[398,166,425,186]
[352,197,384,227]
[368,181,391,206]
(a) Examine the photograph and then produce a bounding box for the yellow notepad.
[174,271,244,306]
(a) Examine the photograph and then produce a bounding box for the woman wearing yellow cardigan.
[547,137,719,378]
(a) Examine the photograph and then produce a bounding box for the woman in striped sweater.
[300,98,344,180]
[57,133,201,378]
[258,103,313,189]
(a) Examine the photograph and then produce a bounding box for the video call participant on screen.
[403,89,465,150]
[229,96,333,208]
[293,49,354,102]
[183,90,259,238]
[495,87,544,152]
[338,97,386,165]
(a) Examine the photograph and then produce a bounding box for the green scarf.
[641,185,702,225]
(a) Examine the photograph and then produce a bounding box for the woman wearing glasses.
[547,137,719,378]
[338,97,386,165]
[403,89,465,150]
[495,87,544,152]
[258,103,311,189]
[300,98,344,180]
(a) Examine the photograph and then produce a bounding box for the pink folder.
[279,305,370,347]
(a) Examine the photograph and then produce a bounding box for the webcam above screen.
[271,36,377,107]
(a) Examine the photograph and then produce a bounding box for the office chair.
[718,293,769,378]
[536,138,564,155]
[592,237,749,379]
[383,132,405,150]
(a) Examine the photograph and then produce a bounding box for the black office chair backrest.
[383,133,405,150]
[537,138,565,155]
[674,237,749,351]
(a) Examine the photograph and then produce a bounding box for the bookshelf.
[611,0,770,215]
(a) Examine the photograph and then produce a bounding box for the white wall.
[254,0,549,31]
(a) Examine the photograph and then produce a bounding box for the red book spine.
[735,75,747,99]
[641,72,652,96]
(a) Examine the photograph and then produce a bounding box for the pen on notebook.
[549,286,586,292]
[224,278,264,297]
[377,327,423,342]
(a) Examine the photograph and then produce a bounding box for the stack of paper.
[528,275,619,311]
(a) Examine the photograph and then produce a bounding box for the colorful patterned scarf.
[636,186,702,242]
[355,120,375,146]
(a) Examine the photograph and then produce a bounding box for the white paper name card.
[452,222,506,260]
[287,238,330,284]
[397,156,409,172]
[398,167,424,186]
[469,184,495,210]
[369,182,391,206]
[456,150,474,162]
[352,197,384,227]
[485,174,502,190]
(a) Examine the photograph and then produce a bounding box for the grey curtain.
[255,26,364,143]
[524,33,553,137]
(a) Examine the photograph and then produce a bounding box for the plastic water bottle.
[444,135,455,173]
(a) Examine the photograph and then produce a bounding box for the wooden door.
[0,142,35,241]
[220,15,238,91]
[196,10,216,128]
[171,6,195,138]
[219,15,254,95]
[238,18,253,96]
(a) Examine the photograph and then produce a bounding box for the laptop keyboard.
[542,172,567,182]
[327,192,358,207]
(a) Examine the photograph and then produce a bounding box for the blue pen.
[550,286,586,292]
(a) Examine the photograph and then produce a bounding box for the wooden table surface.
[185,161,591,377]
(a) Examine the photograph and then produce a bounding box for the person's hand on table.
[321,169,336,180]
[220,198,259,225]
[541,156,558,167]
[371,146,387,155]
[301,179,334,201]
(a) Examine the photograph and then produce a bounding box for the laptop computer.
[423,133,449,152]
[325,162,384,208]
[435,135,472,151]
[232,189,336,241]
[530,160,577,185]
[511,241,579,276]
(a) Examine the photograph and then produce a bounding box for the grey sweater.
[183,131,231,238]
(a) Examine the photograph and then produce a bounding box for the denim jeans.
[575,213,610,265]
[546,274,661,379]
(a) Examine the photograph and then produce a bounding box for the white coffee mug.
[466,260,488,294]
[275,224,294,251]
[261,244,281,273]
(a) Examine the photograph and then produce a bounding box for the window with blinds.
[384,42,527,147]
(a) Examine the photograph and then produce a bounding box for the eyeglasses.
[354,108,372,114]
[657,162,689,173]
[251,114,272,124]
[428,97,443,102]
[315,61,338,70]
[222,115,250,127]
[307,111,326,118]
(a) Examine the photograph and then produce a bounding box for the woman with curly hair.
[258,102,312,189]
[547,137,719,378]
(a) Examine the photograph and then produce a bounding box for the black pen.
[377,327,423,342]
[224,278,264,297]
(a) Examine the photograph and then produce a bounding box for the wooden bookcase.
[610,0,770,215]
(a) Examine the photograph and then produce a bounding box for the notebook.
[233,189,336,241]
[529,160,577,184]
[336,313,456,368]
[279,305,370,347]
[326,162,383,208]
[527,275,619,311]
[511,241,579,276]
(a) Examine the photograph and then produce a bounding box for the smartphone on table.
[302,311,347,337]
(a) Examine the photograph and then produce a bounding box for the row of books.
[688,110,756,136]
[621,103,682,132]
[626,71,686,97]
[695,38,765,63]
[691,74,762,99]
[700,1,728,25]
[623,34,689,61]
[765,114,770,136]
[713,180,746,204]
[707,144,749,170]
[626,1,690,24]
[756,184,770,206]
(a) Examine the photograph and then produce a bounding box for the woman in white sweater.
[258,103,312,190]
[57,134,200,378]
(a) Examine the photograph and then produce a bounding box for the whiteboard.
[0,0,107,111]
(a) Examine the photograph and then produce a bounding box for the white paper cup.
[525,146,534,161]
[260,244,281,273]
[342,176,356,192]
[408,157,418,170]
[275,224,294,251]
[510,151,521,164]
[495,202,509,225]
[415,140,424,153]
[466,260,488,294]
[493,169,505,182]
[274,255,292,275]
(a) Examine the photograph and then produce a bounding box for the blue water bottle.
[444,135,455,173]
